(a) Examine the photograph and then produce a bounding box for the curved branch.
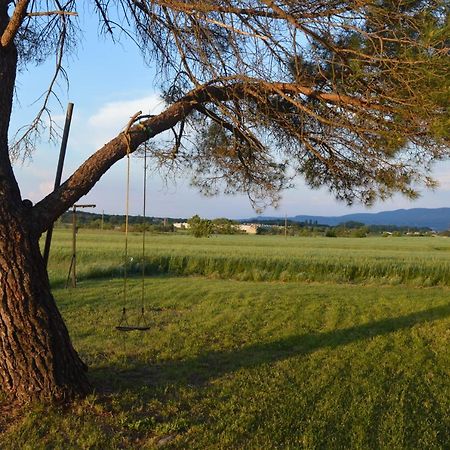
[32,85,214,233]
[31,79,388,233]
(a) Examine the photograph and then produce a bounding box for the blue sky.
[10,10,450,219]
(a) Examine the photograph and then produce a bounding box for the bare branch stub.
[0,0,30,48]
[27,11,78,18]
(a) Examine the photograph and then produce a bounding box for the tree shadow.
[90,302,450,394]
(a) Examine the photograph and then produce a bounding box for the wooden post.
[43,103,74,267]
[66,204,96,288]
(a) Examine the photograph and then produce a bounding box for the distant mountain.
[245,208,450,231]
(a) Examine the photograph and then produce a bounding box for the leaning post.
[43,102,74,267]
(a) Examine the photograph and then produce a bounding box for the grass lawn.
[1,271,450,448]
[1,231,450,448]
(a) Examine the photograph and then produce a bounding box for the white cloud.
[86,93,166,149]
[22,175,54,204]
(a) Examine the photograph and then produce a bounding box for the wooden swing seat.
[115,325,151,332]
[116,306,150,332]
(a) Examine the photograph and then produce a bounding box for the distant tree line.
[56,211,443,237]
[56,211,186,232]
[187,216,241,237]
[255,220,435,237]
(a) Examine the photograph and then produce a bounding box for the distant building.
[237,224,259,234]
[174,222,190,229]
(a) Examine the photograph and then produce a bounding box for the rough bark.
[0,201,91,403]
[0,0,29,48]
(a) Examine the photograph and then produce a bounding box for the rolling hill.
[248,208,450,231]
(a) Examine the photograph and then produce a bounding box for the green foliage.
[249,219,431,238]
[352,227,369,238]
[58,211,184,232]
[187,215,214,238]
[9,0,450,213]
[211,217,238,234]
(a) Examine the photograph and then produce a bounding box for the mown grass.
[46,229,450,286]
[2,231,450,448]
[1,277,450,448]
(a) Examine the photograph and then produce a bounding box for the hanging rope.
[137,143,149,328]
[117,115,134,330]
[117,112,151,332]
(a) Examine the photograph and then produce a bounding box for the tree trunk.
[0,201,91,403]
[0,3,90,403]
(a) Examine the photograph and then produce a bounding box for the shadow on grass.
[91,302,450,393]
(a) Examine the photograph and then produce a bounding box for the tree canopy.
[9,0,450,214]
[188,215,214,237]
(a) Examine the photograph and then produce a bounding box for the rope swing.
[116,118,151,332]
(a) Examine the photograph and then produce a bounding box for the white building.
[173,222,190,229]
[237,224,259,234]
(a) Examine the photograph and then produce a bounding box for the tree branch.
[31,79,389,234]
[27,10,78,17]
[152,0,351,21]
[32,87,207,233]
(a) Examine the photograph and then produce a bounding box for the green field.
[1,230,450,449]
[48,229,450,286]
